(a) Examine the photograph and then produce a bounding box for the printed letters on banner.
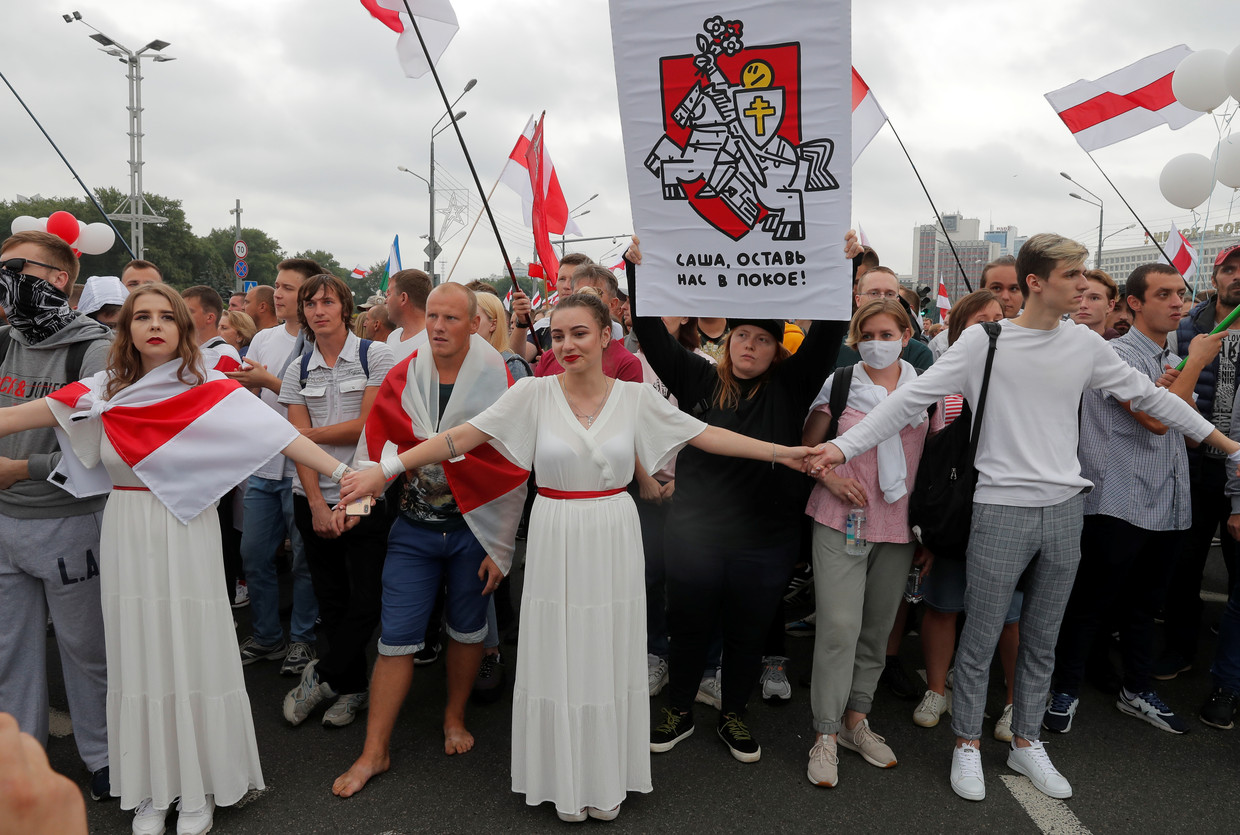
[610,1,852,320]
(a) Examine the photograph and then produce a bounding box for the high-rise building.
[1098,227,1240,292]
[912,213,1002,301]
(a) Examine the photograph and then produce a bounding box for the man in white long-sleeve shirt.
[810,233,1240,803]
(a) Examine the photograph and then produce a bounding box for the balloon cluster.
[1159,46,1240,210]
[9,211,116,257]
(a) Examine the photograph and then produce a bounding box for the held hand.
[636,470,663,504]
[310,501,339,539]
[511,289,532,320]
[624,235,642,265]
[340,466,387,506]
[0,713,88,835]
[334,507,359,536]
[913,545,934,580]
[660,479,676,502]
[844,229,861,259]
[225,358,276,390]
[775,444,818,471]
[1155,365,1181,389]
[1188,330,1227,366]
[478,556,503,595]
[807,442,845,477]
[823,472,867,506]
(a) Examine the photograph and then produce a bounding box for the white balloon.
[10,215,42,234]
[1173,49,1230,112]
[74,223,117,256]
[1226,45,1240,104]
[1213,134,1240,189]
[1160,153,1216,209]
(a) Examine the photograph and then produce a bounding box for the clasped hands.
[776,442,845,476]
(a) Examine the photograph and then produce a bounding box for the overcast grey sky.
[2,1,1237,285]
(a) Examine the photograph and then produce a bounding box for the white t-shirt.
[833,318,1216,507]
[386,327,429,362]
[246,325,300,480]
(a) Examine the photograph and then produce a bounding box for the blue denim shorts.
[922,557,1023,624]
[378,517,490,656]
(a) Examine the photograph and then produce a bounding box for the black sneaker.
[717,712,761,762]
[1152,655,1192,681]
[413,642,442,666]
[89,766,113,802]
[880,657,920,701]
[650,708,694,753]
[472,652,506,704]
[783,564,814,603]
[239,636,287,666]
[1200,687,1240,730]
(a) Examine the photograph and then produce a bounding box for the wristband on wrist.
[381,455,405,480]
[330,462,349,483]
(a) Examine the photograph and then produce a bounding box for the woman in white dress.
[0,284,354,835]
[341,291,816,822]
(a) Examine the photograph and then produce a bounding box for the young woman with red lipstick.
[341,290,815,823]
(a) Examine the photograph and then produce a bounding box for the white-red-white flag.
[547,289,559,307]
[1165,222,1199,282]
[350,265,370,280]
[361,0,458,79]
[936,280,951,313]
[500,115,583,238]
[852,68,888,163]
[1044,46,1203,152]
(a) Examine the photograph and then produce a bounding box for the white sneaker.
[759,656,792,703]
[993,703,1014,742]
[175,795,214,835]
[132,799,169,835]
[914,690,948,728]
[1007,740,1072,799]
[950,744,985,801]
[695,668,722,710]
[283,659,337,726]
[322,691,369,727]
[648,654,669,696]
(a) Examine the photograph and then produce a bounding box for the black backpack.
[907,322,1000,561]
[299,339,372,389]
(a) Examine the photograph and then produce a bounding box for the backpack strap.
[65,338,91,382]
[299,350,313,390]
[0,327,12,369]
[301,338,372,389]
[967,322,1002,462]
[824,364,854,442]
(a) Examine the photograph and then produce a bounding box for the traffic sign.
[424,241,442,260]
[233,240,248,259]
[234,259,249,280]
[242,280,257,293]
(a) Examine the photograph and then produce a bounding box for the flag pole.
[0,68,135,259]
[1084,151,1174,268]
[400,2,530,325]
[445,173,502,283]
[885,119,971,293]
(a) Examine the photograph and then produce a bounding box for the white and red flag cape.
[358,334,528,573]
[1165,222,1200,282]
[851,68,888,163]
[936,280,952,313]
[500,114,583,240]
[1044,45,1202,152]
[360,0,458,78]
[46,361,299,524]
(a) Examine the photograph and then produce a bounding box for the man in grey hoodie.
[0,231,114,799]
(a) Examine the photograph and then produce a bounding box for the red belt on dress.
[112,485,150,492]
[537,487,626,500]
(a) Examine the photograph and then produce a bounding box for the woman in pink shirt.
[800,299,937,788]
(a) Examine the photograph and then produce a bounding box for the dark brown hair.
[276,258,324,282]
[947,290,1001,346]
[297,274,355,342]
[2,231,79,284]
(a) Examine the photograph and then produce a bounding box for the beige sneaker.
[993,703,1014,742]
[806,734,839,787]
[838,718,897,768]
[914,690,948,728]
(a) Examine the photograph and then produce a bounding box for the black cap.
[726,318,784,343]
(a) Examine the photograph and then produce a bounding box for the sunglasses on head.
[0,257,63,276]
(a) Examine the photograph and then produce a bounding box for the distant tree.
[201,226,284,293]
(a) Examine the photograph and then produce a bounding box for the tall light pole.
[555,192,599,255]
[1061,171,1104,270]
[65,11,174,259]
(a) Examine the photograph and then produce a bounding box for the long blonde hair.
[475,291,510,354]
[105,284,205,399]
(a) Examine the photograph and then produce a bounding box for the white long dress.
[469,376,705,814]
[98,436,264,811]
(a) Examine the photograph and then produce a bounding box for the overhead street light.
[407,80,475,284]
[1062,171,1106,269]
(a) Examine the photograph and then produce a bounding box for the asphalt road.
[45,543,1240,834]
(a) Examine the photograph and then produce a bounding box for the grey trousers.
[810,523,914,734]
[0,510,108,771]
[951,496,1085,742]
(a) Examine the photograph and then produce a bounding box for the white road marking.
[1201,591,1228,603]
[48,708,73,738]
[1000,775,1092,835]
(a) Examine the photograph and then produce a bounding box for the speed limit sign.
[233,240,248,259]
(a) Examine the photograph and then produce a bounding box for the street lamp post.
[1061,171,1105,270]
[410,79,475,285]
[555,193,599,255]
[65,11,173,259]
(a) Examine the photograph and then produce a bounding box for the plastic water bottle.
[845,506,866,555]
[904,565,924,603]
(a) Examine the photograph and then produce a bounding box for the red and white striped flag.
[350,265,370,280]
[360,0,458,79]
[547,290,559,307]
[500,115,583,238]
[1165,222,1199,282]
[936,280,952,313]
[851,68,888,163]
[530,283,543,308]
[1044,46,1203,152]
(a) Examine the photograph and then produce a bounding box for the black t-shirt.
[399,383,467,531]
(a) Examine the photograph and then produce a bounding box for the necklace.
[559,376,614,428]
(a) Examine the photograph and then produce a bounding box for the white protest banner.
[609,1,851,320]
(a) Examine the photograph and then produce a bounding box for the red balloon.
[72,248,82,258]
[46,211,80,245]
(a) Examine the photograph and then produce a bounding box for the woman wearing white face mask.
[799,298,940,788]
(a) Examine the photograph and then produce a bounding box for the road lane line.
[1000,775,1092,834]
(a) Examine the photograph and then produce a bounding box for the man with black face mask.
[0,231,113,801]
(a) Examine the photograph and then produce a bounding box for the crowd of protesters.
[2,226,1240,832]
